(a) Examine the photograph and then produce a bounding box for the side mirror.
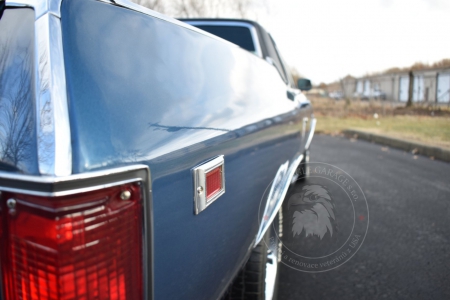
[297,78,312,91]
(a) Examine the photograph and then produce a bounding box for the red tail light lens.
[0,183,143,300]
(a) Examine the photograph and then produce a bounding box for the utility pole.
[406,70,414,107]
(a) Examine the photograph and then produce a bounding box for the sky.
[257,0,450,84]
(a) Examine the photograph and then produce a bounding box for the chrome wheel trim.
[265,207,282,300]
[265,250,278,300]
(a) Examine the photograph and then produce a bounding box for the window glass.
[195,25,256,53]
[269,34,288,83]
[281,55,296,88]
[261,32,288,84]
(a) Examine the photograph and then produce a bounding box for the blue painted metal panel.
[61,0,305,298]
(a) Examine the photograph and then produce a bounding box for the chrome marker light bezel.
[193,155,225,214]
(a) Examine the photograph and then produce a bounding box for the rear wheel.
[224,211,282,300]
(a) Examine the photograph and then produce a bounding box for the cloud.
[421,0,449,9]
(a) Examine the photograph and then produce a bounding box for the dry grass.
[311,96,450,149]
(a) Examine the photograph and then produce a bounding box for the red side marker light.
[193,155,225,214]
[206,166,223,200]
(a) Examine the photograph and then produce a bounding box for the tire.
[223,212,282,300]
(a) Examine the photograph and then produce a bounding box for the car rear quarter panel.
[61,0,303,299]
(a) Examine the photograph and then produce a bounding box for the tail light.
[0,167,150,300]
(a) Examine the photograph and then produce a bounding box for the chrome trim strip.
[0,165,147,196]
[35,13,72,176]
[0,176,140,197]
[193,155,225,214]
[304,117,317,150]
[255,153,303,245]
[6,0,72,176]
[98,0,178,24]
[6,0,62,18]
[0,165,153,300]
[302,117,308,138]
[184,20,263,58]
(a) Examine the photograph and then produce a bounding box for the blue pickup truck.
[0,0,315,299]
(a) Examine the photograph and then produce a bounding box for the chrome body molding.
[0,164,153,300]
[255,153,303,245]
[302,117,308,138]
[184,20,264,58]
[0,164,150,197]
[193,155,225,214]
[5,0,72,176]
[5,0,62,18]
[305,117,317,150]
[35,12,72,176]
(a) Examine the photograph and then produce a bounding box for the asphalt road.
[278,134,450,300]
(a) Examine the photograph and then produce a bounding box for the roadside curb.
[342,129,450,163]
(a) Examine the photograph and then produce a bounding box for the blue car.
[0,0,315,299]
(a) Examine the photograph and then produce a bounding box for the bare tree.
[0,45,34,167]
[231,0,254,18]
[133,0,262,19]
[134,0,167,13]
[174,0,209,18]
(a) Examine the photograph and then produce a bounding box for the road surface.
[278,134,450,300]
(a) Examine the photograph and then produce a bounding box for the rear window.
[195,25,256,53]
[0,8,39,174]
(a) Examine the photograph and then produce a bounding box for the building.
[340,68,450,103]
